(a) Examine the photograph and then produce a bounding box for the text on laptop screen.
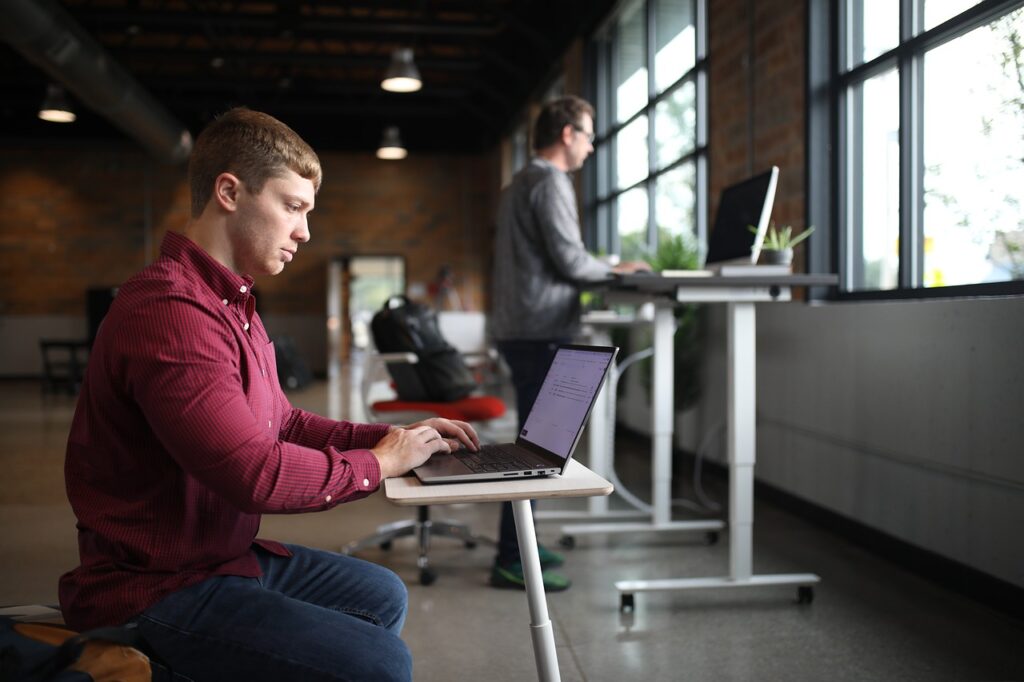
[519,348,611,460]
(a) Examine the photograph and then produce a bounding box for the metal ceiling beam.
[0,0,192,162]
[71,9,502,39]
[99,46,485,72]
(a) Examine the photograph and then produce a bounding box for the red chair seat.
[371,395,506,422]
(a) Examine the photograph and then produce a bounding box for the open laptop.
[705,165,779,268]
[413,344,617,484]
[645,166,780,278]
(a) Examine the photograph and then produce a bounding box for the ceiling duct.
[0,0,192,162]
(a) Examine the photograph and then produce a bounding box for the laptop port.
[524,471,532,475]
[504,472,517,476]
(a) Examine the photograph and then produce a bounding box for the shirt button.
[240,285,247,293]
[325,495,332,502]
[222,298,228,305]
[362,478,370,487]
[243,323,250,331]
[268,420,272,428]
[262,369,266,376]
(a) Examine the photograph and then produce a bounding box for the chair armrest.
[458,349,499,362]
[377,352,419,364]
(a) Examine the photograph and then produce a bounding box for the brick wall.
[0,144,499,319]
[709,0,807,267]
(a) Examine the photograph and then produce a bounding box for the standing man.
[59,107,478,682]
[490,96,649,591]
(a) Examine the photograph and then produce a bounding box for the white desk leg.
[615,300,820,609]
[553,307,725,534]
[728,301,756,580]
[586,374,610,515]
[651,304,676,526]
[513,499,561,682]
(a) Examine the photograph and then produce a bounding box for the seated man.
[59,107,476,682]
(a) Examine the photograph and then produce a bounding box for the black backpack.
[370,296,476,402]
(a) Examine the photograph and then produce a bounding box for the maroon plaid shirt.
[59,232,388,630]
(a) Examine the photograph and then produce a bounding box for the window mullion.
[695,0,708,252]
[646,0,657,251]
[898,0,921,288]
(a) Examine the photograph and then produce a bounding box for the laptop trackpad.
[414,451,466,478]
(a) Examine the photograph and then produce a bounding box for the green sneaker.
[491,562,571,592]
[537,544,565,569]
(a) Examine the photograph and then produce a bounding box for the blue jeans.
[495,339,568,566]
[133,544,412,682]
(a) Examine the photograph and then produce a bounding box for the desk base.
[533,509,648,522]
[616,572,821,611]
[560,519,725,536]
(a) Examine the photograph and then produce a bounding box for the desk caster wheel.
[704,531,719,545]
[380,541,393,551]
[465,540,477,549]
[797,586,814,604]
[559,535,576,550]
[420,568,437,586]
[619,594,635,612]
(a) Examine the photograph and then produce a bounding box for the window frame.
[809,0,1024,300]
[583,0,709,261]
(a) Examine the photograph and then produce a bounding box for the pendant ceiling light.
[376,126,408,160]
[381,48,422,93]
[38,84,76,123]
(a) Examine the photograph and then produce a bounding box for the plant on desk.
[750,223,815,266]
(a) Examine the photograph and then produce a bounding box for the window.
[585,0,707,261]
[811,0,1024,297]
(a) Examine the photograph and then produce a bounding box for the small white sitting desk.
[385,460,612,682]
[563,272,836,608]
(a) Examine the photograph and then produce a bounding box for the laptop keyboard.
[455,445,533,473]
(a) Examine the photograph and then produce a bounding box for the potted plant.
[750,223,815,266]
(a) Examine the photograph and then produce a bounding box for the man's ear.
[212,172,242,212]
[560,123,575,146]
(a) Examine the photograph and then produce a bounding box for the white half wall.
[698,296,1024,589]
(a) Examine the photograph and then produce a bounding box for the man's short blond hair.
[188,108,322,218]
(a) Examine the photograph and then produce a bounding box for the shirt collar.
[160,231,255,301]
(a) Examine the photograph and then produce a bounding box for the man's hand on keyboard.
[371,425,451,478]
[403,417,480,454]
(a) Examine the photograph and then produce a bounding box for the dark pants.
[134,544,412,682]
[495,338,568,566]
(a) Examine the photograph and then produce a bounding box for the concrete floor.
[1,378,1022,681]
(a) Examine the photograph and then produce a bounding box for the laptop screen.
[705,166,779,265]
[518,346,615,461]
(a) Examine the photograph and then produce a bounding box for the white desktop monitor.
[705,166,779,266]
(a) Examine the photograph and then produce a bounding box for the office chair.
[342,347,508,585]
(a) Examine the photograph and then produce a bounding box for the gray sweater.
[491,158,612,341]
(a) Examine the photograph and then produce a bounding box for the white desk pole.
[554,306,724,536]
[651,303,676,526]
[616,291,820,608]
[728,302,756,579]
[513,499,560,682]
[585,329,611,516]
[535,323,648,523]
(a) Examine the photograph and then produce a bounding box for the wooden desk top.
[384,459,613,506]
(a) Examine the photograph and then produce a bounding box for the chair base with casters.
[354,352,508,585]
[342,506,494,586]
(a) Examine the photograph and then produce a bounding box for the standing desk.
[385,460,612,682]
[557,273,836,608]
